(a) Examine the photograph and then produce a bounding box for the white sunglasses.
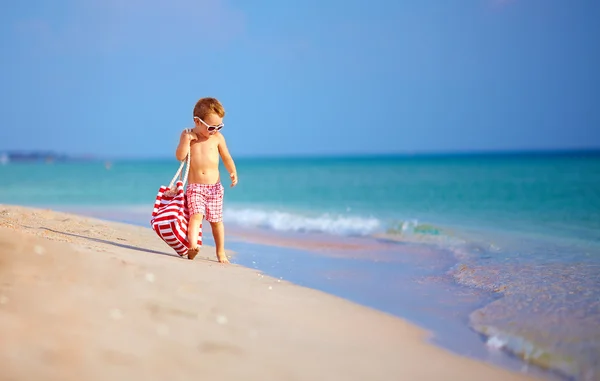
[194,116,224,132]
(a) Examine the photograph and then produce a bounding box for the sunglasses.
[194,116,224,132]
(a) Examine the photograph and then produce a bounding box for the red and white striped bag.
[150,151,201,256]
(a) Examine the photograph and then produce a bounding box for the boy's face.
[194,113,224,138]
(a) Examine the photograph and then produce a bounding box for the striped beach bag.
[150,151,202,256]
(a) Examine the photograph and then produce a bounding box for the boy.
[175,97,238,263]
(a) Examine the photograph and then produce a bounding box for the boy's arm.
[175,129,196,161]
[218,133,238,186]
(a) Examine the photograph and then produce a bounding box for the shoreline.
[220,230,572,381]
[22,203,571,380]
[0,204,544,381]
[9,203,581,380]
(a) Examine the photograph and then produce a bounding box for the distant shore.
[0,151,99,164]
[0,204,544,381]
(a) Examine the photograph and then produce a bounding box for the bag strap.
[167,129,192,189]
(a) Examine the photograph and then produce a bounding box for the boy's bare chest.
[190,140,219,158]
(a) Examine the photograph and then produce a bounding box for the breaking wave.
[223,207,382,236]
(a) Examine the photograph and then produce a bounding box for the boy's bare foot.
[187,247,200,260]
[216,252,230,264]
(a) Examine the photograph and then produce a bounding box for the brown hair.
[193,97,225,120]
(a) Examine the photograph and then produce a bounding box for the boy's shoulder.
[214,131,226,142]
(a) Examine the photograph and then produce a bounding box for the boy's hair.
[193,97,225,120]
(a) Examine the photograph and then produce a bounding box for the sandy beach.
[0,204,543,381]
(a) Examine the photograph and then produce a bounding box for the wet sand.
[0,204,544,381]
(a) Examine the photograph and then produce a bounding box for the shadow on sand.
[25,225,218,264]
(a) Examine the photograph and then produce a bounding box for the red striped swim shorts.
[185,182,224,223]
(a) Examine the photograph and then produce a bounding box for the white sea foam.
[222,208,382,236]
[486,335,507,350]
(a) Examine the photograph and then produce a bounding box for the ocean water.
[1,152,599,380]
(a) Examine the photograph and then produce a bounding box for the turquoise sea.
[1,151,599,380]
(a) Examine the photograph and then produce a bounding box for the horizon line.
[84,147,600,161]
[2,147,599,162]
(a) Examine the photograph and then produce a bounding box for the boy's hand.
[230,172,238,187]
[181,129,198,143]
[188,130,198,142]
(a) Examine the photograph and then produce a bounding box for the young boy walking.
[175,97,238,263]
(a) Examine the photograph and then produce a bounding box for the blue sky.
[1,0,599,159]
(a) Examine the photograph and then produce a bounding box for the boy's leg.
[187,213,203,249]
[187,213,203,260]
[185,184,205,260]
[209,221,229,263]
[206,183,228,263]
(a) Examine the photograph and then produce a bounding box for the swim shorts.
[185,182,224,223]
